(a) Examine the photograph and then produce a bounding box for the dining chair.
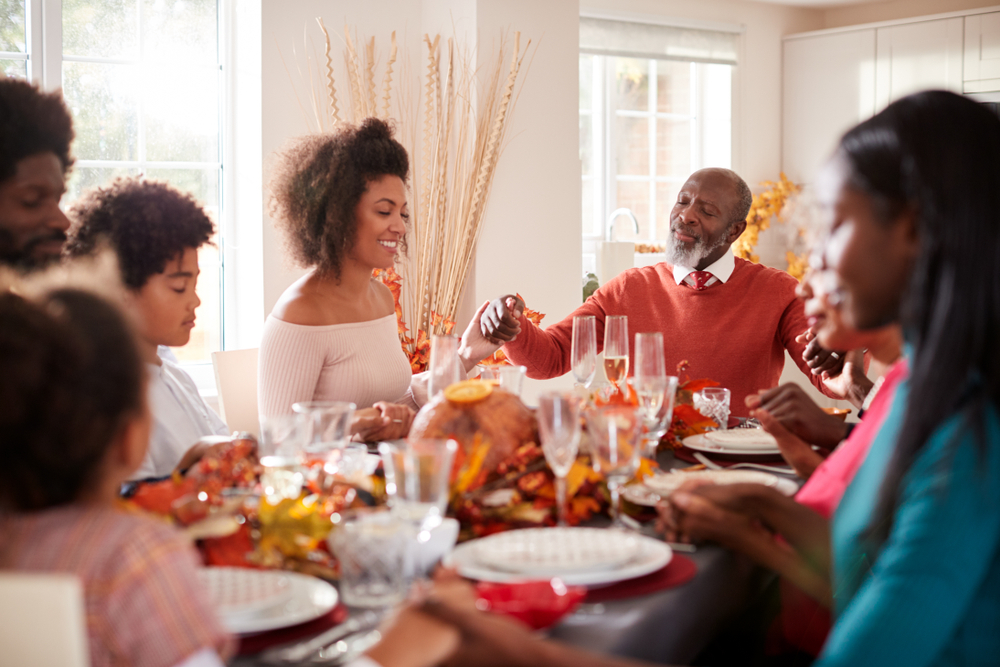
[212,347,260,438]
[0,573,90,666]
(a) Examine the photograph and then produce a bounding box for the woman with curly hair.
[65,177,230,479]
[260,118,497,439]
[0,77,74,269]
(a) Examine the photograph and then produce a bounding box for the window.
[4,0,225,368]
[580,16,738,277]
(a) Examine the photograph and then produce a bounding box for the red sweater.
[504,258,833,417]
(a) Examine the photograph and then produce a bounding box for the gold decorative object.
[733,173,803,276]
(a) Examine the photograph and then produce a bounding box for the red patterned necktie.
[689,270,714,291]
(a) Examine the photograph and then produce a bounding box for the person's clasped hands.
[352,401,415,442]
[481,294,525,343]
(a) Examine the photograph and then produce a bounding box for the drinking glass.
[258,415,306,502]
[633,332,667,416]
[292,400,356,463]
[329,509,409,608]
[571,315,597,387]
[585,406,640,529]
[379,438,458,531]
[428,335,462,398]
[603,315,629,393]
[498,365,527,397]
[537,392,581,527]
[694,387,732,430]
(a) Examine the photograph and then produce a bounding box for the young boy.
[66,177,229,479]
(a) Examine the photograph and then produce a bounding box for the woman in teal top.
[812,90,1000,665]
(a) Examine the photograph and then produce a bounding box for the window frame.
[19,0,237,393]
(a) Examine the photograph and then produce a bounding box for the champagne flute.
[603,315,629,394]
[571,316,597,388]
[428,335,462,398]
[537,392,581,527]
[633,332,667,454]
[586,406,640,529]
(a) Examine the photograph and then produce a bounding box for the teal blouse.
[817,375,1000,666]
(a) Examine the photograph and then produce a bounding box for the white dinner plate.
[643,470,799,498]
[703,429,779,451]
[446,529,672,586]
[198,567,338,635]
[472,527,640,576]
[683,433,781,456]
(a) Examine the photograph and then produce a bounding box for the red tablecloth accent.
[237,604,349,655]
[584,553,697,603]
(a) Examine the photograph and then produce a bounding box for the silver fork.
[692,451,795,475]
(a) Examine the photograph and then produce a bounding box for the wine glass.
[571,316,597,388]
[586,406,640,529]
[428,335,462,398]
[537,392,581,527]
[603,315,629,394]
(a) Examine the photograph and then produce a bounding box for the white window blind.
[580,17,739,66]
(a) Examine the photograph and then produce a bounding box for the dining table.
[229,449,798,666]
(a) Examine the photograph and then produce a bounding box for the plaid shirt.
[1,504,233,667]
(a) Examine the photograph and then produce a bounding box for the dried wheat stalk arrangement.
[305,20,530,349]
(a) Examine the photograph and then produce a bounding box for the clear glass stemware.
[537,392,582,526]
[586,406,640,529]
[571,315,597,388]
[602,315,629,394]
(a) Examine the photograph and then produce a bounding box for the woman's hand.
[660,487,773,550]
[351,402,414,442]
[459,301,504,372]
[481,295,524,343]
[746,383,850,450]
[754,408,826,479]
[364,606,461,667]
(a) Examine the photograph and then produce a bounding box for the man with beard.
[0,78,74,270]
[480,168,844,415]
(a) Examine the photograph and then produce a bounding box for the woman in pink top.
[260,119,497,438]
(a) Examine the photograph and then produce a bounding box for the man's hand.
[481,295,524,343]
[459,301,503,372]
[798,328,845,378]
[658,485,772,550]
[746,383,849,449]
[819,348,873,409]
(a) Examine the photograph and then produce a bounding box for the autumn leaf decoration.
[733,173,806,278]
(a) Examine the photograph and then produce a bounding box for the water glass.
[585,406,640,529]
[498,365,527,397]
[428,335,462,398]
[329,510,409,608]
[628,375,679,458]
[571,315,597,387]
[694,387,732,430]
[537,392,581,526]
[292,401,356,457]
[379,438,458,530]
[258,415,305,502]
[603,316,629,393]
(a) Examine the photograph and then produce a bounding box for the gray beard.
[665,230,729,268]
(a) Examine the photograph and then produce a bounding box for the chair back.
[0,573,90,666]
[212,347,260,438]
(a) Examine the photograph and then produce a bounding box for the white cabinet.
[965,12,1000,93]
[874,18,964,110]
[783,29,876,184]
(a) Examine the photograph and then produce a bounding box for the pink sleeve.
[104,523,234,667]
[258,318,327,419]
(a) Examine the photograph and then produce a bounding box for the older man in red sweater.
[482,168,844,417]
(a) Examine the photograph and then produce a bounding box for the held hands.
[657,482,772,550]
[481,294,525,343]
[459,301,504,373]
[351,401,414,442]
[752,407,826,479]
[798,327,846,379]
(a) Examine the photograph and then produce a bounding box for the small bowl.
[822,407,852,421]
[475,579,587,630]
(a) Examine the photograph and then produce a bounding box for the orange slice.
[444,379,494,404]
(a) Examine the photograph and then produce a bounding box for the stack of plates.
[197,567,338,634]
[446,527,672,586]
[683,429,781,456]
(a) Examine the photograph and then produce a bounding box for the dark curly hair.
[0,78,75,182]
[268,117,409,279]
[0,289,144,511]
[64,177,215,289]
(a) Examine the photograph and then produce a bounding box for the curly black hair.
[268,117,409,279]
[65,177,215,289]
[0,289,144,511]
[0,78,75,182]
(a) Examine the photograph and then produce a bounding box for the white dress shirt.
[671,249,736,288]
[131,348,229,480]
